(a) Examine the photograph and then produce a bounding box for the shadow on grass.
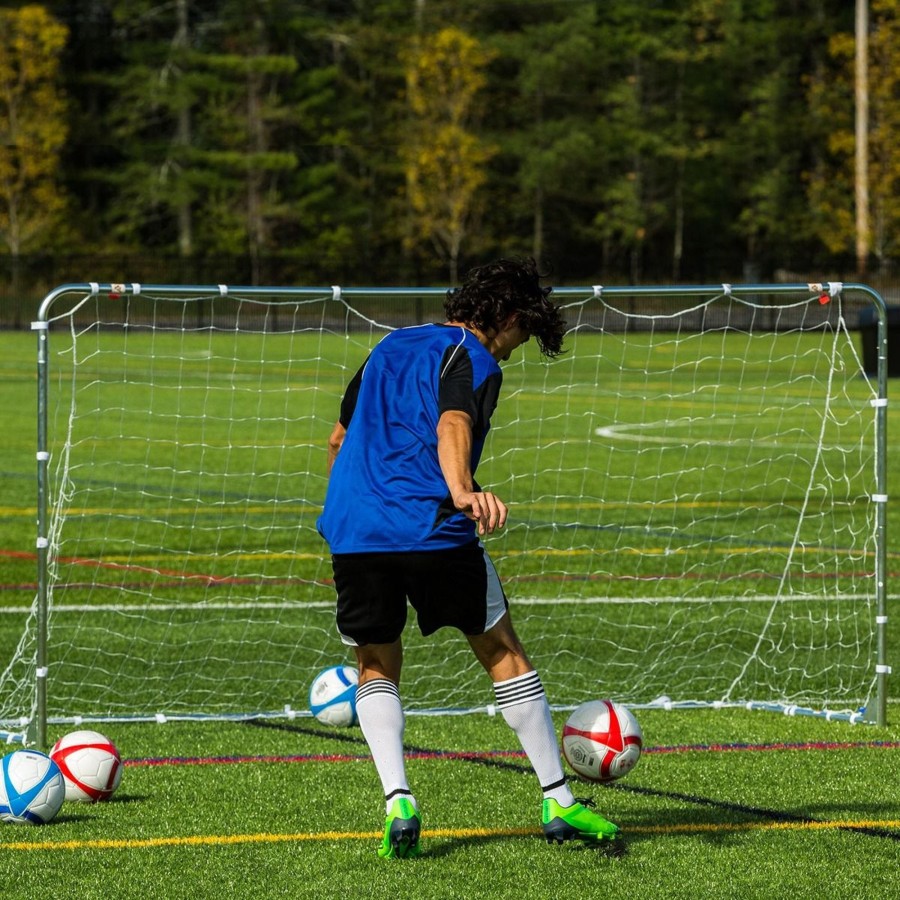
[420,830,629,860]
[45,791,149,825]
[241,718,900,845]
[608,783,900,844]
[44,811,94,825]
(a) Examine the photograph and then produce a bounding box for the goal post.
[4,280,889,747]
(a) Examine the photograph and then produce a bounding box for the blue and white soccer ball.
[0,749,66,825]
[309,664,359,727]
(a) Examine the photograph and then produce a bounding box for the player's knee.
[355,642,402,685]
[468,630,532,679]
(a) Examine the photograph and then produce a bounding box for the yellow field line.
[2,820,897,851]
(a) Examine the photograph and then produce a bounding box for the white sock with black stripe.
[355,678,417,814]
[493,670,575,807]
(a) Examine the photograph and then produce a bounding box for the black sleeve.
[438,345,502,439]
[338,359,368,428]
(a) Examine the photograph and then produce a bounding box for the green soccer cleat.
[541,797,620,845]
[377,796,422,859]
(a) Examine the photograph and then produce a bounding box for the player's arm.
[326,358,366,477]
[437,409,507,535]
[326,421,346,476]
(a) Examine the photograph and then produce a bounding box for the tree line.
[1,0,894,289]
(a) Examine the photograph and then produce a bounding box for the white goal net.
[0,281,888,739]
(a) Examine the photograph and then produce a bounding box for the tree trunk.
[175,0,193,258]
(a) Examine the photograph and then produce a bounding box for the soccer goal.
[3,280,890,746]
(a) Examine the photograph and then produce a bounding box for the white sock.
[355,678,417,814]
[494,670,575,807]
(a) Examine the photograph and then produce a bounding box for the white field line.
[0,593,894,614]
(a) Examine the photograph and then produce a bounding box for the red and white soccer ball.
[50,730,123,803]
[562,699,643,783]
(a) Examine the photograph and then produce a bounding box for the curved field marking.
[595,421,828,451]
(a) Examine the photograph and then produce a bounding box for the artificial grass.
[1,708,898,899]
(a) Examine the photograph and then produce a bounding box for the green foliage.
[487,3,608,264]
[808,0,900,266]
[0,1,880,283]
[94,0,304,263]
[0,4,69,255]
[402,27,497,281]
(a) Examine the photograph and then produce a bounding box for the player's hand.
[454,490,508,535]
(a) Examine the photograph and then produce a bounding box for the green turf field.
[0,714,897,898]
[0,316,897,897]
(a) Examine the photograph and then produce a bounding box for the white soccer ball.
[0,749,66,825]
[309,665,359,726]
[50,730,123,803]
[561,699,643,783]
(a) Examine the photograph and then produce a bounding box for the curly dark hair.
[443,257,566,358]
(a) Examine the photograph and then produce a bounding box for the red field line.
[123,740,900,769]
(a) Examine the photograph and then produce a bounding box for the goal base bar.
[6,698,881,747]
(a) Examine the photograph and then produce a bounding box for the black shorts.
[331,540,508,646]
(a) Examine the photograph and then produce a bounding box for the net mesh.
[0,284,882,729]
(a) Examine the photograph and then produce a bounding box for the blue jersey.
[317,324,502,553]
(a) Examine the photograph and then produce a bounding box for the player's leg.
[408,542,575,808]
[405,541,618,845]
[332,553,420,859]
[355,640,413,811]
[354,642,422,859]
[467,613,575,805]
[467,614,620,845]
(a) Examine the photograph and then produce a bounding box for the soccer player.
[317,257,620,858]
